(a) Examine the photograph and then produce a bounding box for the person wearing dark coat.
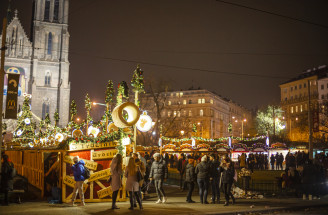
[219,157,235,206]
[209,154,221,204]
[195,155,210,204]
[177,153,186,190]
[302,160,315,200]
[150,153,168,203]
[184,155,196,203]
[70,156,85,206]
[270,154,275,170]
[1,154,14,206]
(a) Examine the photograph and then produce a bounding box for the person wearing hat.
[195,155,210,204]
[209,154,221,204]
[185,155,196,203]
[70,156,86,206]
[149,153,168,204]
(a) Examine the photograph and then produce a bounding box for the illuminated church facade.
[0,0,70,127]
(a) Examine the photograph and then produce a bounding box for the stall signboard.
[63,175,88,192]
[69,141,117,151]
[92,149,117,160]
[63,155,98,171]
[88,168,111,182]
[97,186,113,199]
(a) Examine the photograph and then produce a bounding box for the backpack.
[82,166,90,180]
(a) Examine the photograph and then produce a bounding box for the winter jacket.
[195,161,210,180]
[110,156,123,191]
[185,163,195,182]
[71,160,85,181]
[219,163,235,184]
[1,161,14,191]
[209,160,220,179]
[150,159,168,180]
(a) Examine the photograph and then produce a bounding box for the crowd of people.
[2,149,328,207]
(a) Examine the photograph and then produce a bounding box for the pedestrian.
[195,155,210,204]
[209,154,221,204]
[149,153,168,204]
[270,154,275,170]
[110,153,123,209]
[125,157,143,210]
[143,159,152,195]
[177,153,186,190]
[1,154,14,206]
[70,156,85,206]
[219,157,235,206]
[184,155,196,203]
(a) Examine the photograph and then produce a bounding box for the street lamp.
[93,102,106,107]
[197,122,203,138]
[180,130,185,136]
[241,119,246,140]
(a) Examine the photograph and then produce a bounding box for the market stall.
[231,143,249,162]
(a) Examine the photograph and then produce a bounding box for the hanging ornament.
[107,122,119,133]
[25,118,31,125]
[122,137,131,146]
[18,111,23,117]
[28,142,34,148]
[136,111,152,132]
[55,133,64,143]
[87,126,100,138]
[16,129,23,136]
[112,102,141,128]
[72,129,83,138]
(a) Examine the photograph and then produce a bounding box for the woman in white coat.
[125,157,143,210]
[110,153,123,209]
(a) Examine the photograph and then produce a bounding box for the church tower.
[30,0,70,126]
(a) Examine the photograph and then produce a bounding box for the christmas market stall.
[3,66,148,203]
[269,142,289,159]
[250,143,269,154]
[215,143,231,154]
[231,143,249,162]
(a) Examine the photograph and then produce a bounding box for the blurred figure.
[1,154,14,206]
[110,153,123,209]
[219,157,235,206]
[195,155,210,204]
[209,154,221,204]
[125,158,143,210]
[185,155,196,203]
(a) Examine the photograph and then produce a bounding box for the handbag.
[136,167,144,182]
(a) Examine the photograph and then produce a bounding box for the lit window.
[198,99,201,104]
[168,111,171,117]
[210,99,213,104]
[183,100,186,105]
[176,93,179,97]
[173,111,177,117]
[180,92,183,97]
[183,110,186,116]
[170,93,173,97]
[202,98,205,103]
[300,105,303,112]
[200,109,203,116]
[189,110,192,117]
[291,106,293,113]
[168,101,171,105]
[177,111,180,117]
[295,106,298,112]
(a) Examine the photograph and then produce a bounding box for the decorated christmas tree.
[85,93,93,130]
[13,96,35,144]
[131,65,145,93]
[116,81,129,105]
[54,109,60,127]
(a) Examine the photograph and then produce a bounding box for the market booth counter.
[63,141,126,203]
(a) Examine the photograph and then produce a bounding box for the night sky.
[1,0,328,117]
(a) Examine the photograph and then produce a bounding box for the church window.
[47,33,52,55]
[42,103,50,119]
[45,72,51,85]
[54,0,60,21]
[200,109,203,116]
[44,0,50,21]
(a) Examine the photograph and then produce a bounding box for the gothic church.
[1,0,70,127]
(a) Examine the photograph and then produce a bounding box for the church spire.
[6,0,12,22]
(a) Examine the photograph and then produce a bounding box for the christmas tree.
[13,97,35,144]
[131,65,145,93]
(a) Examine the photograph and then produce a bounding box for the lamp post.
[197,122,203,138]
[241,119,246,140]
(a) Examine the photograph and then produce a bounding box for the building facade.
[1,0,70,127]
[279,65,328,142]
[140,89,251,139]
